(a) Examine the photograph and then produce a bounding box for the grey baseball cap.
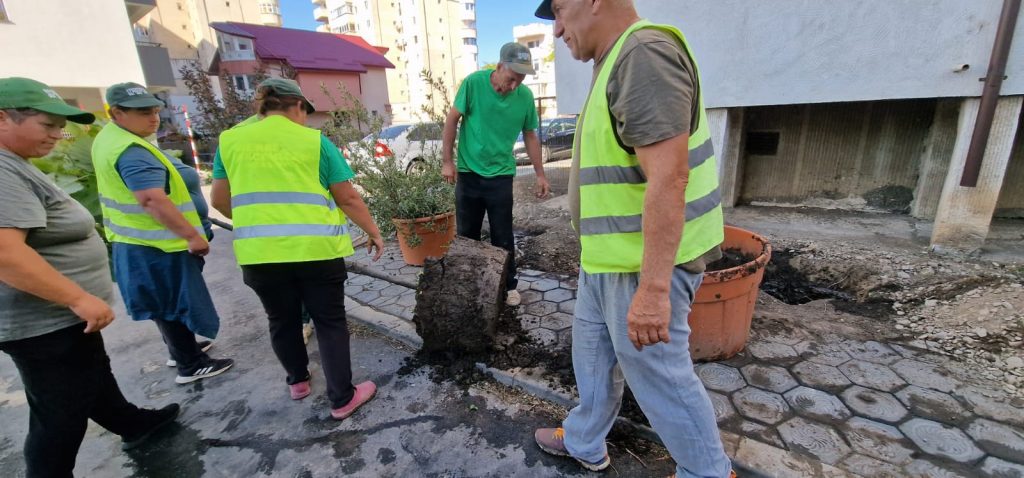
[106,82,165,108]
[499,42,536,76]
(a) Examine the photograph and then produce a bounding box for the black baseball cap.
[535,0,555,20]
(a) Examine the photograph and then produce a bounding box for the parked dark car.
[514,116,577,164]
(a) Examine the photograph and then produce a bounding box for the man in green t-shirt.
[442,42,550,307]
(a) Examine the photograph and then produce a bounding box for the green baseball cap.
[105,82,165,109]
[499,42,536,76]
[535,0,554,20]
[0,77,96,124]
[257,78,316,114]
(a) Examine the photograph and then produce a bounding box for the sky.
[279,0,551,67]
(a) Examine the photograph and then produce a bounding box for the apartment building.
[513,22,556,118]
[133,0,282,129]
[314,0,478,123]
[0,0,158,113]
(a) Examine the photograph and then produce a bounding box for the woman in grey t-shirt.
[0,77,180,478]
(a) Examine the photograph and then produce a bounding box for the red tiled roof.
[335,34,390,55]
[210,22,394,73]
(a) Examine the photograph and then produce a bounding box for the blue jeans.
[563,268,732,478]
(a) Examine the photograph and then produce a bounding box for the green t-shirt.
[212,133,354,189]
[454,69,539,177]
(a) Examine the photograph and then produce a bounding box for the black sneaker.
[121,403,181,450]
[175,358,234,384]
[166,340,214,367]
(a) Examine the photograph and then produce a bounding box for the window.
[527,40,540,49]
[232,75,256,93]
[463,38,476,46]
[533,60,540,71]
[408,123,442,142]
[465,2,474,11]
[238,42,250,51]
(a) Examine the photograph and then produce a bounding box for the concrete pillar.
[911,100,961,219]
[931,96,1023,253]
[707,107,746,207]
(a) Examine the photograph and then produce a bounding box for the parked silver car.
[345,123,443,172]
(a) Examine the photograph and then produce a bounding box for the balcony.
[460,5,475,22]
[332,2,355,19]
[124,0,156,23]
[221,49,256,62]
[136,42,176,88]
[314,6,328,22]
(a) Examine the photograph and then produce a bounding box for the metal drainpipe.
[961,0,1021,187]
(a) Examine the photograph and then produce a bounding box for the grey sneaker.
[167,340,213,367]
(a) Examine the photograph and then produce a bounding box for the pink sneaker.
[330,381,377,420]
[289,380,311,400]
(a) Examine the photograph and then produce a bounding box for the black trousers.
[455,172,518,290]
[0,324,148,478]
[152,318,207,373]
[241,258,354,408]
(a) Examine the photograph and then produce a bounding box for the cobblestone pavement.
[346,245,1024,478]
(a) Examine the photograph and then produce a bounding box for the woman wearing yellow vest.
[92,83,233,385]
[211,78,384,420]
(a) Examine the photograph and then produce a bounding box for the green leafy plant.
[319,76,456,247]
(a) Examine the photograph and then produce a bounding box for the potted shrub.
[348,148,456,266]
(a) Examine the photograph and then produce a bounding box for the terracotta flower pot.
[689,226,772,361]
[392,212,456,266]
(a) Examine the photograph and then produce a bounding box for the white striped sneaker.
[166,340,214,367]
[175,358,234,384]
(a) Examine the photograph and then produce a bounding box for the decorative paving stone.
[777,416,851,465]
[369,295,398,307]
[838,360,906,392]
[795,341,852,366]
[519,290,543,306]
[965,418,1024,463]
[519,269,543,277]
[396,293,417,308]
[557,329,573,348]
[746,341,801,364]
[557,299,576,314]
[895,385,970,425]
[707,391,737,423]
[718,350,754,368]
[362,280,389,291]
[904,459,973,478]
[520,314,542,331]
[352,290,381,303]
[842,340,901,365]
[527,328,558,346]
[841,386,908,424]
[696,363,746,393]
[540,312,573,332]
[741,364,798,393]
[791,361,853,394]
[899,418,985,464]
[890,359,960,393]
[980,457,1024,478]
[838,454,903,478]
[784,386,851,425]
[958,387,1024,429]
[346,274,373,286]
[530,279,560,292]
[380,284,407,297]
[542,288,574,303]
[842,417,915,465]
[525,301,557,317]
[738,420,785,448]
[732,387,791,425]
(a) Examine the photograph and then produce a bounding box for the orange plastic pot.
[392,212,456,266]
[689,226,772,361]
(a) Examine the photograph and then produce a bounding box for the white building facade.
[513,22,556,118]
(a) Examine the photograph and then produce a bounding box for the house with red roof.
[209,22,394,126]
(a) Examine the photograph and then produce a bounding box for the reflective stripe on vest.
[219,115,355,266]
[91,122,203,253]
[577,20,724,273]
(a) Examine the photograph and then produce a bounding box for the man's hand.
[626,285,672,351]
[70,293,115,333]
[188,235,210,256]
[442,161,457,184]
[535,175,551,198]
[367,233,385,261]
